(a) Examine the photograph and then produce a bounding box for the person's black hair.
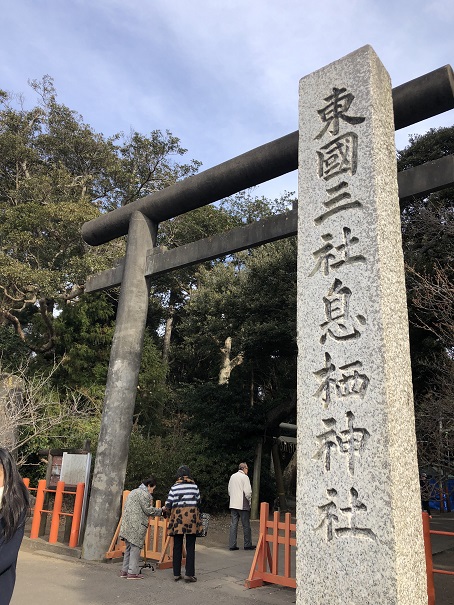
[176,465,191,479]
[143,476,156,487]
[0,448,29,542]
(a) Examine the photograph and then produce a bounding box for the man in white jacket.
[228,462,255,550]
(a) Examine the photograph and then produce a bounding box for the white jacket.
[228,470,252,510]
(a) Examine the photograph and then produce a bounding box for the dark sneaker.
[184,576,197,582]
[229,546,239,551]
[127,573,144,579]
[244,545,256,550]
[120,571,128,578]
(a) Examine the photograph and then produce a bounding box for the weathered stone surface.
[82,211,157,561]
[296,46,426,604]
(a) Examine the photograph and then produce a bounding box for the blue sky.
[1,0,453,201]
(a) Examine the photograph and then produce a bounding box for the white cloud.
[0,0,452,202]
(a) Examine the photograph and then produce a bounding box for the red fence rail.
[422,511,454,605]
[245,501,296,589]
[106,496,183,569]
[247,504,454,604]
[25,478,85,548]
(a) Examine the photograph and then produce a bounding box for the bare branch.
[1,309,28,342]
[0,360,97,458]
[406,263,454,348]
[415,355,454,477]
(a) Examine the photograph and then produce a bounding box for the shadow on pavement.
[12,512,454,605]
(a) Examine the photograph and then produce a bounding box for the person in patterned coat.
[119,476,163,579]
[164,465,202,583]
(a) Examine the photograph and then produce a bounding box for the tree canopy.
[1,76,452,509]
[397,126,454,482]
[0,76,200,353]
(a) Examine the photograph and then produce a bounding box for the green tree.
[157,192,296,380]
[0,76,199,355]
[53,291,170,437]
[0,324,30,370]
[54,292,117,400]
[398,128,453,353]
[397,125,454,479]
[152,204,242,368]
[175,237,297,399]
[0,360,99,470]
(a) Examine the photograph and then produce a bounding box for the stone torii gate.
[81,48,454,596]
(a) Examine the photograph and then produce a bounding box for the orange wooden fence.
[245,501,296,589]
[422,511,454,605]
[26,479,85,548]
[247,504,454,603]
[105,496,183,569]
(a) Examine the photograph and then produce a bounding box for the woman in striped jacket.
[164,465,203,583]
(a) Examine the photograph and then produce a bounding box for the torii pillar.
[82,211,156,560]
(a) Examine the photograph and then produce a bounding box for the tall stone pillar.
[296,46,426,604]
[82,211,156,560]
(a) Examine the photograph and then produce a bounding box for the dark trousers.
[229,508,252,548]
[172,533,196,577]
[422,500,431,515]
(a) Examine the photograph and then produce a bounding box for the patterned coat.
[119,484,162,547]
[165,478,203,536]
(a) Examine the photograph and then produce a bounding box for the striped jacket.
[165,478,203,535]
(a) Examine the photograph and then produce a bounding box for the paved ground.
[430,512,454,605]
[10,512,454,605]
[12,543,295,605]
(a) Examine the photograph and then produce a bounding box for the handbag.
[197,512,211,537]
